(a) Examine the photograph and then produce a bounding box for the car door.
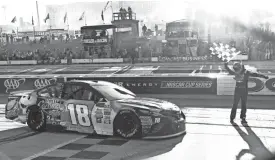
[36,83,66,125]
[60,83,97,134]
[90,94,114,136]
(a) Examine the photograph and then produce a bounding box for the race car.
[5,80,186,139]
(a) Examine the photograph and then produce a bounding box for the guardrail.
[0,74,274,96]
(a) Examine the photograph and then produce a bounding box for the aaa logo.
[34,78,57,89]
[4,78,26,93]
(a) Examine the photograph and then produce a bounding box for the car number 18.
[67,104,91,127]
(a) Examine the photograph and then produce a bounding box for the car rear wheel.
[27,108,46,132]
[114,110,141,138]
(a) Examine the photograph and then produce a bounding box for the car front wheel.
[27,108,46,132]
[114,110,141,138]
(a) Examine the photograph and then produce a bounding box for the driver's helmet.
[233,62,242,72]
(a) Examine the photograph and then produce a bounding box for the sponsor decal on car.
[48,110,61,119]
[141,125,151,134]
[103,109,111,115]
[34,78,57,89]
[103,116,111,124]
[154,117,161,123]
[38,99,65,111]
[139,116,153,125]
[46,115,60,125]
[95,108,103,123]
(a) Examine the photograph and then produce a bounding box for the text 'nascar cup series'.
[5,80,186,139]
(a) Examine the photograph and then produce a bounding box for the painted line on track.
[21,135,86,160]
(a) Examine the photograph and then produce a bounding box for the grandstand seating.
[4,39,82,53]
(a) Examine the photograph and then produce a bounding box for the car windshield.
[92,84,136,101]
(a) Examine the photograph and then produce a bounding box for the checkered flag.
[210,43,241,62]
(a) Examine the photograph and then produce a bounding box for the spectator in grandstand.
[128,7,132,19]
[122,8,127,20]
[142,25,147,36]
[265,41,272,60]
[5,35,9,44]
[257,41,266,60]
[224,61,269,124]
[119,7,123,20]
[10,35,13,44]
[91,30,97,38]
[155,24,158,35]
[130,48,136,64]
[100,30,106,37]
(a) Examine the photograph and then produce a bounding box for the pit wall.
[1,74,274,96]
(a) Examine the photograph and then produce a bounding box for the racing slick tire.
[114,110,141,138]
[27,107,46,132]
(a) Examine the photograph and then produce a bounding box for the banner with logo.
[217,76,275,95]
[248,77,275,95]
[67,76,217,94]
[158,55,213,62]
[0,77,64,94]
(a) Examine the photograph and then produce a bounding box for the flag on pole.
[79,12,85,21]
[11,16,16,23]
[32,16,34,25]
[210,43,241,62]
[64,12,67,23]
[104,1,110,11]
[44,13,50,23]
[101,10,104,21]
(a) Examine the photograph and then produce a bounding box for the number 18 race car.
[5,80,186,139]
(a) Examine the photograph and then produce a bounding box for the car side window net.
[82,90,93,101]
[63,85,82,100]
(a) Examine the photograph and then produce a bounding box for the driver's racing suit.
[224,62,268,122]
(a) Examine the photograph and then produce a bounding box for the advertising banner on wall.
[0,77,64,94]
[158,55,213,62]
[67,76,217,94]
[248,77,275,95]
[217,76,275,95]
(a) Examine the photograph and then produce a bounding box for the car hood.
[116,97,180,111]
[10,90,34,96]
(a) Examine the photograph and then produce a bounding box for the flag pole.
[67,13,69,34]
[111,1,113,21]
[48,15,51,43]
[85,13,87,26]
[33,25,35,40]
[32,14,35,40]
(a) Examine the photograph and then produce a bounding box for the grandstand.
[4,39,81,53]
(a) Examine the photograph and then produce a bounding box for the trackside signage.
[67,76,218,94]
[160,81,213,89]
[248,77,275,95]
[0,78,64,94]
[217,76,275,95]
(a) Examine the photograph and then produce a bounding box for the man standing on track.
[224,61,269,123]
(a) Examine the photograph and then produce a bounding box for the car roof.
[67,80,114,86]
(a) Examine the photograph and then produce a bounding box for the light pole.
[2,6,6,24]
